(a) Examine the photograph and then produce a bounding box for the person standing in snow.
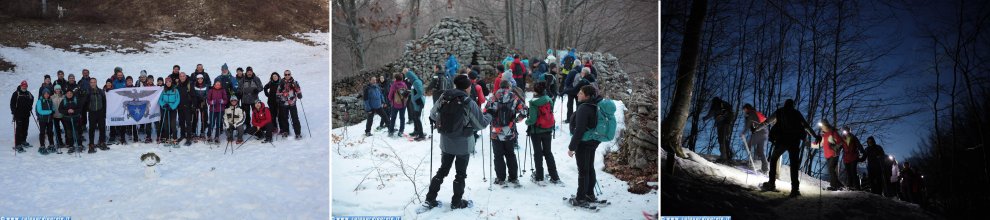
[206,81,228,143]
[405,68,428,141]
[276,70,303,139]
[59,89,83,152]
[841,126,866,190]
[486,79,528,187]
[445,53,459,79]
[524,82,561,184]
[51,85,66,148]
[224,97,245,144]
[430,64,452,105]
[888,157,900,198]
[387,73,409,138]
[756,99,820,197]
[190,64,212,90]
[141,76,158,143]
[239,67,263,132]
[566,85,606,206]
[704,97,735,164]
[741,104,770,174]
[176,73,196,145]
[193,75,210,139]
[10,80,34,152]
[362,76,388,137]
[563,67,595,123]
[509,55,528,93]
[863,136,887,195]
[263,72,283,134]
[55,70,67,91]
[36,88,56,154]
[159,78,181,144]
[424,74,492,210]
[214,64,238,97]
[39,75,54,104]
[817,119,848,191]
[84,78,108,153]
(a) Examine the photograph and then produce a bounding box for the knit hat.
[41,88,51,95]
[20,80,28,87]
[114,66,123,73]
[245,66,253,72]
[221,63,228,71]
[68,73,75,78]
[230,96,239,102]
[140,70,148,78]
[54,85,62,91]
[44,75,51,79]
[196,74,204,79]
[106,79,112,83]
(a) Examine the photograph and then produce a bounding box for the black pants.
[88,111,106,145]
[868,167,884,195]
[378,106,390,128]
[62,117,82,147]
[364,108,388,133]
[268,99,280,132]
[845,162,860,189]
[162,109,178,140]
[39,118,54,146]
[575,140,600,201]
[179,107,192,139]
[566,94,575,120]
[53,118,64,145]
[492,139,519,181]
[253,122,273,141]
[14,117,29,146]
[194,106,207,135]
[515,77,526,93]
[531,133,559,181]
[827,157,843,188]
[425,153,469,203]
[716,122,733,161]
[767,138,802,191]
[410,108,424,136]
[278,105,301,136]
[241,104,253,130]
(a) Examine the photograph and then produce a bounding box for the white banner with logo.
[106,87,163,126]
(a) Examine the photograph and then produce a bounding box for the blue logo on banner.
[126,101,148,121]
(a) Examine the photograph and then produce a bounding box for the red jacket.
[471,79,485,107]
[493,73,504,92]
[510,58,526,79]
[821,130,847,159]
[843,135,863,163]
[251,104,272,128]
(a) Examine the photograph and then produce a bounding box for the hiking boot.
[760,182,777,192]
[295,134,302,139]
[262,138,272,143]
[99,143,109,150]
[450,199,472,209]
[67,147,75,154]
[548,178,562,184]
[423,200,441,209]
[789,191,801,198]
[493,179,506,185]
[531,173,544,182]
[88,144,96,154]
[413,135,426,141]
[365,132,373,137]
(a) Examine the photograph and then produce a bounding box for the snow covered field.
[0,33,330,218]
[332,93,658,219]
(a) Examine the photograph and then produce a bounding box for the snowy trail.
[332,92,658,219]
[1,33,330,218]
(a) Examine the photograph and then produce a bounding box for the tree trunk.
[409,0,421,40]
[540,0,552,50]
[661,0,708,174]
[339,0,366,70]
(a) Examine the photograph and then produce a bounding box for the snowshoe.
[88,144,96,154]
[450,199,473,209]
[144,138,152,144]
[493,179,506,187]
[530,174,546,186]
[508,179,522,188]
[413,135,426,142]
[415,201,443,214]
[23,143,34,148]
[549,179,562,185]
[120,139,128,145]
[295,134,302,140]
[262,139,272,143]
[49,146,59,154]
[365,132,372,137]
[236,140,244,145]
[67,147,76,154]
[99,143,109,151]
[564,197,599,212]
[789,191,801,198]
[760,182,778,192]
[184,139,192,146]
[38,145,49,155]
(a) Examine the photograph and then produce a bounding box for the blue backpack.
[581,98,617,142]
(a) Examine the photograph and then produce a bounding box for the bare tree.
[661,0,708,174]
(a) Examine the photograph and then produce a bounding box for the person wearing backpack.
[754,99,820,197]
[486,80,529,187]
[387,73,409,138]
[566,85,616,207]
[544,63,560,101]
[466,70,486,108]
[423,74,492,210]
[509,55,528,93]
[531,57,548,84]
[742,104,769,174]
[704,96,735,164]
[363,77,388,137]
[405,69,428,141]
[36,88,56,154]
[524,82,560,184]
[563,67,595,123]
[10,80,35,152]
[430,64,452,105]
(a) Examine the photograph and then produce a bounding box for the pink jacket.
[387,81,408,109]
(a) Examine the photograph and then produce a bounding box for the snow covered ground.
[332,93,658,219]
[0,33,330,218]
[663,147,941,219]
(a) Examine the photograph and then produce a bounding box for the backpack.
[756,111,767,123]
[545,74,558,97]
[491,92,517,127]
[581,98,617,142]
[511,63,525,78]
[535,101,555,129]
[436,94,469,134]
[395,86,409,106]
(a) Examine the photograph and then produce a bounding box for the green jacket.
[525,95,554,134]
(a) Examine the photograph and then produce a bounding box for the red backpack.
[535,102,555,129]
[756,111,767,123]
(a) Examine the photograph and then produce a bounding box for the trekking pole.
[480,126,487,182]
[300,99,312,138]
[12,120,17,157]
[70,117,80,158]
[235,129,263,151]
[521,132,529,177]
[430,123,434,179]
[488,127,494,190]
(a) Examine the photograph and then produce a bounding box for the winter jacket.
[214,73,239,95]
[564,73,596,96]
[35,97,54,122]
[562,50,577,70]
[224,106,246,128]
[263,80,282,104]
[277,79,302,106]
[430,71,451,95]
[890,163,900,183]
[112,77,127,89]
[191,71,212,88]
[524,95,554,134]
[177,80,195,109]
[206,87,228,113]
[239,75,263,104]
[446,55,459,78]
[65,82,78,94]
[363,84,384,111]
[78,76,92,94]
[59,96,82,119]
[568,96,602,151]
[51,93,64,119]
[532,60,548,83]
[10,88,34,118]
[510,58,527,79]
[158,86,181,110]
[502,55,514,68]
[743,110,768,136]
[38,83,54,98]
[251,104,272,128]
[84,88,106,113]
[193,82,209,107]
[843,134,864,164]
[405,71,425,112]
[388,81,408,109]
[468,80,486,108]
[820,130,846,159]
[493,72,516,92]
[485,88,528,141]
[864,143,886,174]
[429,89,492,156]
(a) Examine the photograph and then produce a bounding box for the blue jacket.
[363,84,384,111]
[159,87,181,110]
[445,55,459,78]
[35,97,54,116]
[214,74,239,94]
[405,70,426,112]
[112,77,127,89]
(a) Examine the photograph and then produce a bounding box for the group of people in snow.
[360,48,616,211]
[695,96,926,202]
[9,64,306,155]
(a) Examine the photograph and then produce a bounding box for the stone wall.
[332,96,365,128]
[573,52,633,102]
